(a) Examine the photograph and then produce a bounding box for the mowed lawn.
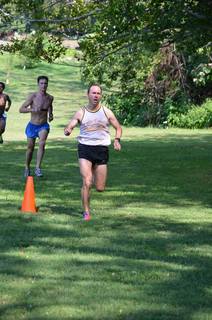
[0,54,212,320]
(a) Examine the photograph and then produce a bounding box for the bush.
[105,92,191,127]
[105,94,146,126]
[168,99,212,128]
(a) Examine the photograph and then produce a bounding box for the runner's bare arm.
[19,94,35,113]
[5,94,12,111]
[64,109,83,136]
[48,96,54,122]
[104,107,122,151]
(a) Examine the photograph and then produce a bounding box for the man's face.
[38,79,48,92]
[88,85,102,106]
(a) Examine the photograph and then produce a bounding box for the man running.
[64,84,122,220]
[19,75,54,177]
[0,81,12,144]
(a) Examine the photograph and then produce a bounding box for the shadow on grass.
[0,133,212,319]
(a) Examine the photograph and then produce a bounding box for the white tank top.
[77,106,111,146]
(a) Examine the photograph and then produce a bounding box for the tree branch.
[0,8,11,17]
[29,8,101,23]
[187,9,208,20]
[94,43,131,64]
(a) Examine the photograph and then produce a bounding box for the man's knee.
[39,139,46,149]
[0,124,5,134]
[83,177,93,189]
[27,144,34,152]
[96,186,105,192]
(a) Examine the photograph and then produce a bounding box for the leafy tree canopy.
[0,0,211,124]
[1,0,211,60]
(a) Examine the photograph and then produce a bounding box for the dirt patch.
[62,39,79,49]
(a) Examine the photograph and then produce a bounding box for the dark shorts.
[25,122,50,139]
[0,113,6,122]
[78,143,109,165]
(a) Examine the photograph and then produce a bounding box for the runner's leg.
[0,118,6,134]
[26,137,35,169]
[36,129,48,169]
[93,164,107,192]
[0,118,6,143]
[79,158,93,213]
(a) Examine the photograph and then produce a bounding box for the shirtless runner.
[0,82,12,144]
[19,75,54,177]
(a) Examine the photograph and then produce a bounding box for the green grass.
[0,54,212,320]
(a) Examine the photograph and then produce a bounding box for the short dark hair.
[37,75,48,83]
[0,82,5,90]
[87,83,102,94]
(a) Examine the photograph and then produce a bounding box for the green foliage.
[0,32,66,67]
[80,1,212,126]
[0,0,212,125]
[192,63,212,87]
[105,94,144,126]
[168,99,212,129]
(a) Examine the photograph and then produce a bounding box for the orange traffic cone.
[21,176,38,213]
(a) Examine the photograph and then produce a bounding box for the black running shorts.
[78,143,109,165]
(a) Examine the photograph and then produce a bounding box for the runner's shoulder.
[47,93,54,101]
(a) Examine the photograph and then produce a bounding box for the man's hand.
[49,114,53,122]
[64,127,72,136]
[114,138,121,151]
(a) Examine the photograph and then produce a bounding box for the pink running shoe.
[83,212,91,221]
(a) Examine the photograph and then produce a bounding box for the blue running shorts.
[25,122,50,139]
